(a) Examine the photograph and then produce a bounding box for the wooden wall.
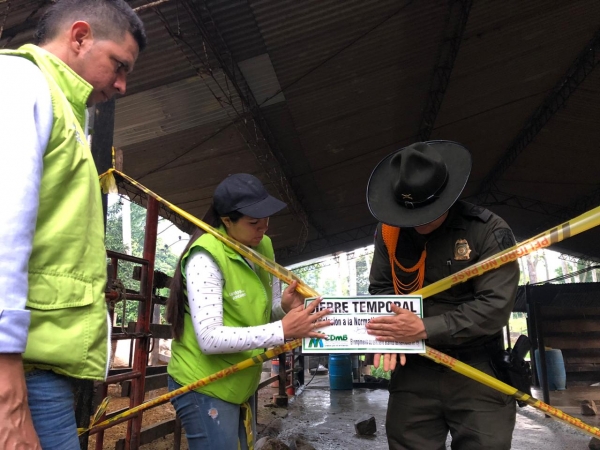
[526,283,600,385]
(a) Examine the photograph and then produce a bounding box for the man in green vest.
[0,1,146,448]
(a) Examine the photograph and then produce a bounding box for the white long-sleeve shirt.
[0,56,53,353]
[185,249,286,354]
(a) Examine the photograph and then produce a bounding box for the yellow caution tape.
[88,167,600,439]
[425,347,600,437]
[82,341,299,435]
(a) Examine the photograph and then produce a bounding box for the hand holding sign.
[368,303,427,370]
[366,302,427,342]
[282,297,332,339]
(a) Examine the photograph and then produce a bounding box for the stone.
[255,437,291,450]
[354,414,377,436]
[582,400,598,416]
[288,434,316,450]
[588,437,600,449]
[258,418,283,439]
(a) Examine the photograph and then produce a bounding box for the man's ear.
[221,217,231,229]
[69,21,93,54]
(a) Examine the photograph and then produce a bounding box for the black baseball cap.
[213,173,287,218]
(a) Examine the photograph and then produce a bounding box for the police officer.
[365,141,519,450]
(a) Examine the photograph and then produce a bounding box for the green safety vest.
[0,45,108,380]
[168,228,274,404]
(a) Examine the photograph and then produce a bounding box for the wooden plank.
[567,372,599,384]
[544,332,600,340]
[565,363,600,373]
[563,348,600,357]
[541,307,600,319]
[563,355,600,364]
[544,336,600,349]
[121,373,168,397]
[115,419,177,450]
[541,320,600,333]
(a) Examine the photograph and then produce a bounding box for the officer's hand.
[0,354,42,449]
[366,303,427,342]
[282,297,333,339]
[373,353,406,371]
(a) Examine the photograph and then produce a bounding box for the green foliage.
[105,199,181,325]
[290,250,374,297]
[321,278,338,296]
[355,252,373,295]
[292,264,322,293]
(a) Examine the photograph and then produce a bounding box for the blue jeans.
[168,376,256,450]
[25,369,80,450]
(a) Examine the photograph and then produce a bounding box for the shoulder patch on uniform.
[494,228,516,250]
[462,202,492,223]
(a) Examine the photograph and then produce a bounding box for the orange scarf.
[381,224,426,295]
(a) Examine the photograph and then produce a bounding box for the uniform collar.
[443,202,469,231]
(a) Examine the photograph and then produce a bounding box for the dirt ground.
[87,383,285,450]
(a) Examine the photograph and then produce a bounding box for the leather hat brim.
[366,141,472,227]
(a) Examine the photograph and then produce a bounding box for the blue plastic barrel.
[534,349,566,391]
[328,354,353,390]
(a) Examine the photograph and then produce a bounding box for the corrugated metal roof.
[204,0,266,62]
[114,71,244,147]
[3,0,600,263]
[238,53,285,107]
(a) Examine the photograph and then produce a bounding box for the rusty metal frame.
[92,198,160,450]
[126,196,159,449]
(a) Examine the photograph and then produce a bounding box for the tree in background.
[290,249,374,297]
[355,251,373,295]
[292,263,322,294]
[105,199,181,325]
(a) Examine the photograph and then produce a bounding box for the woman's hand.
[282,297,333,339]
[280,280,305,313]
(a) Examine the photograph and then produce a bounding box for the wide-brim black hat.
[366,141,472,227]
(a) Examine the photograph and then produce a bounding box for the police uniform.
[369,201,519,450]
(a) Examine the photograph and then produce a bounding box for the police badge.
[454,239,471,260]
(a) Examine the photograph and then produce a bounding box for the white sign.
[301,296,425,353]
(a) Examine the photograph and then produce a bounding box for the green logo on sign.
[308,338,324,348]
[328,334,348,341]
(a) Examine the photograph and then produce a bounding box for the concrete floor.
[270,372,600,449]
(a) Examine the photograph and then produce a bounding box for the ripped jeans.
[168,376,256,450]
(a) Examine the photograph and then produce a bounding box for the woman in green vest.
[166,173,331,450]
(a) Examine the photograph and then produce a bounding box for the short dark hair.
[35,0,147,51]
